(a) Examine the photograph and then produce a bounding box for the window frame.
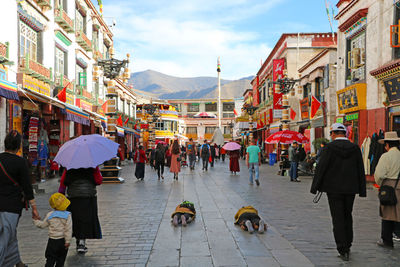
[19,21,38,62]
[205,103,217,112]
[223,102,235,112]
[187,103,200,112]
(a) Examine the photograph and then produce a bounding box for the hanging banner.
[300,98,309,120]
[273,58,285,109]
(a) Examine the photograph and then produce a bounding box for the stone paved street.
[18,160,400,266]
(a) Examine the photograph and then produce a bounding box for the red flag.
[56,83,68,103]
[310,95,321,119]
[124,117,129,125]
[101,100,108,113]
[290,108,296,120]
[117,115,123,126]
[233,109,238,116]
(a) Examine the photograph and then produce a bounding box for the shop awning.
[234,121,257,129]
[124,127,140,138]
[0,79,19,100]
[19,87,65,109]
[63,105,90,126]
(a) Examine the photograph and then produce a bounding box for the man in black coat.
[311,123,366,261]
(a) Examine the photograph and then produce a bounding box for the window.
[55,47,66,76]
[224,126,231,135]
[187,103,199,112]
[303,83,311,99]
[75,9,86,33]
[315,78,324,102]
[92,30,99,52]
[205,103,217,112]
[186,127,197,134]
[76,64,86,94]
[103,43,109,59]
[205,126,216,134]
[127,103,131,117]
[155,121,165,130]
[394,7,400,59]
[223,113,235,118]
[19,21,37,61]
[55,0,68,11]
[223,102,234,112]
[262,84,266,102]
[346,31,366,82]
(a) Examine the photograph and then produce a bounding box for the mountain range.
[128,70,253,99]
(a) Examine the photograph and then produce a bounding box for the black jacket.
[65,168,97,198]
[311,139,366,197]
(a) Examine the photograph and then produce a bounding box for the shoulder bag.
[378,172,400,206]
[0,161,29,210]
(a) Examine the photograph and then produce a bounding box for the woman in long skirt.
[134,146,147,180]
[170,140,181,180]
[229,150,240,175]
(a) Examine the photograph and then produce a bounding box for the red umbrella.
[194,112,217,118]
[265,130,309,144]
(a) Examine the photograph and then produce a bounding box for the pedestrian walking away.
[186,138,197,170]
[234,206,267,234]
[154,143,165,180]
[33,193,72,267]
[221,146,226,162]
[311,123,366,261]
[134,145,147,180]
[246,140,261,186]
[374,131,400,248]
[288,141,301,182]
[210,143,216,167]
[58,166,103,254]
[170,140,181,180]
[229,149,240,174]
[200,140,211,171]
[0,131,39,267]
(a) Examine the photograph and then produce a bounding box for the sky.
[101,0,338,80]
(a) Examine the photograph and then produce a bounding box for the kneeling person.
[171,201,196,226]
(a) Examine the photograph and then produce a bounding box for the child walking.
[33,193,72,267]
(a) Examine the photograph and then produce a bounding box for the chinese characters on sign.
[273,59,285,109]
[336,83,366,114]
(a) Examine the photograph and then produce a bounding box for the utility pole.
[217,57,221,129]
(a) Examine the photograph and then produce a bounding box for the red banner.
[268,108,273,123]
[310,95,321,119]
[273,59,285,109]
[252,77,259,106]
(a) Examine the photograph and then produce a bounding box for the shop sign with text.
[300,98,309,120]
[337,83,366,114]
[383,76,400,102]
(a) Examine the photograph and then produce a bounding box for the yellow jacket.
[234,206,258,224]
[171,205,196,218]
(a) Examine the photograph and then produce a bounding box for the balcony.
[54,7,74,33]
[35,0,52,9]
[76,30,92,52]
[19,55,52,83]
[0,42,12,65]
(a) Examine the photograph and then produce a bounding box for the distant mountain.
[128,70,253,99]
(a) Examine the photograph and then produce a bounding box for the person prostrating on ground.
[171,201,196,226]
[234,206,266,234]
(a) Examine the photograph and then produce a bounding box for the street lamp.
[242,104,257,142]
[273,77,300,94]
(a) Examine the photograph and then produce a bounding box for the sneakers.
[172,215,179,226]
[249,182,254,185]
[377,239,394,248]
[258,220,265,233]
[394,234,400,242]
[295,178,301,182]
[77,244,88,254]
[181,215,187,227]
[245,220,254,233]
[255,180,260,186]
[338,252,349,261]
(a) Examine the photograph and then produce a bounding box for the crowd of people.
[3,122,400,265]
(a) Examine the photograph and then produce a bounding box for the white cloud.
[104,0,283,79]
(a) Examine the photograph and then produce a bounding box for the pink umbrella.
[222,142,241,151]
[265,130,309,144]
[194,112,217,118]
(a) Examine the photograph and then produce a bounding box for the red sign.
[252,76,260,106]
[273,58,285,109]
[300,98,309,120]
[268,108,273,123]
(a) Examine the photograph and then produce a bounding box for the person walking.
[0,130,39,267]
[186,138,197,170]
[229,150,240,174]
[288,141,300,182]
[134,145,147,180]
[311,123,366,261]
[154,143,165,180]
[246,140,261,186]
[210,143,216,167]
[200,140,211,171]
[374,132,400,248]
[33,193,72,267]
[170,140,181,180]
[221,146,226,162]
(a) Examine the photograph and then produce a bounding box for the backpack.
[187,143,194,154]
[201,144,209,155]
[180,201,195,213]
[155,149,164,162]
[298,147,306,162]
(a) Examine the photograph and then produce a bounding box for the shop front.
[336,83,367,146]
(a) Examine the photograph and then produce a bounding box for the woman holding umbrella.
[223,142,241,175]
[55,134,119,254]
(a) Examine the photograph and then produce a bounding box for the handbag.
[0,161,29,210]
[177,156,182,162]
[378,172,400,206]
